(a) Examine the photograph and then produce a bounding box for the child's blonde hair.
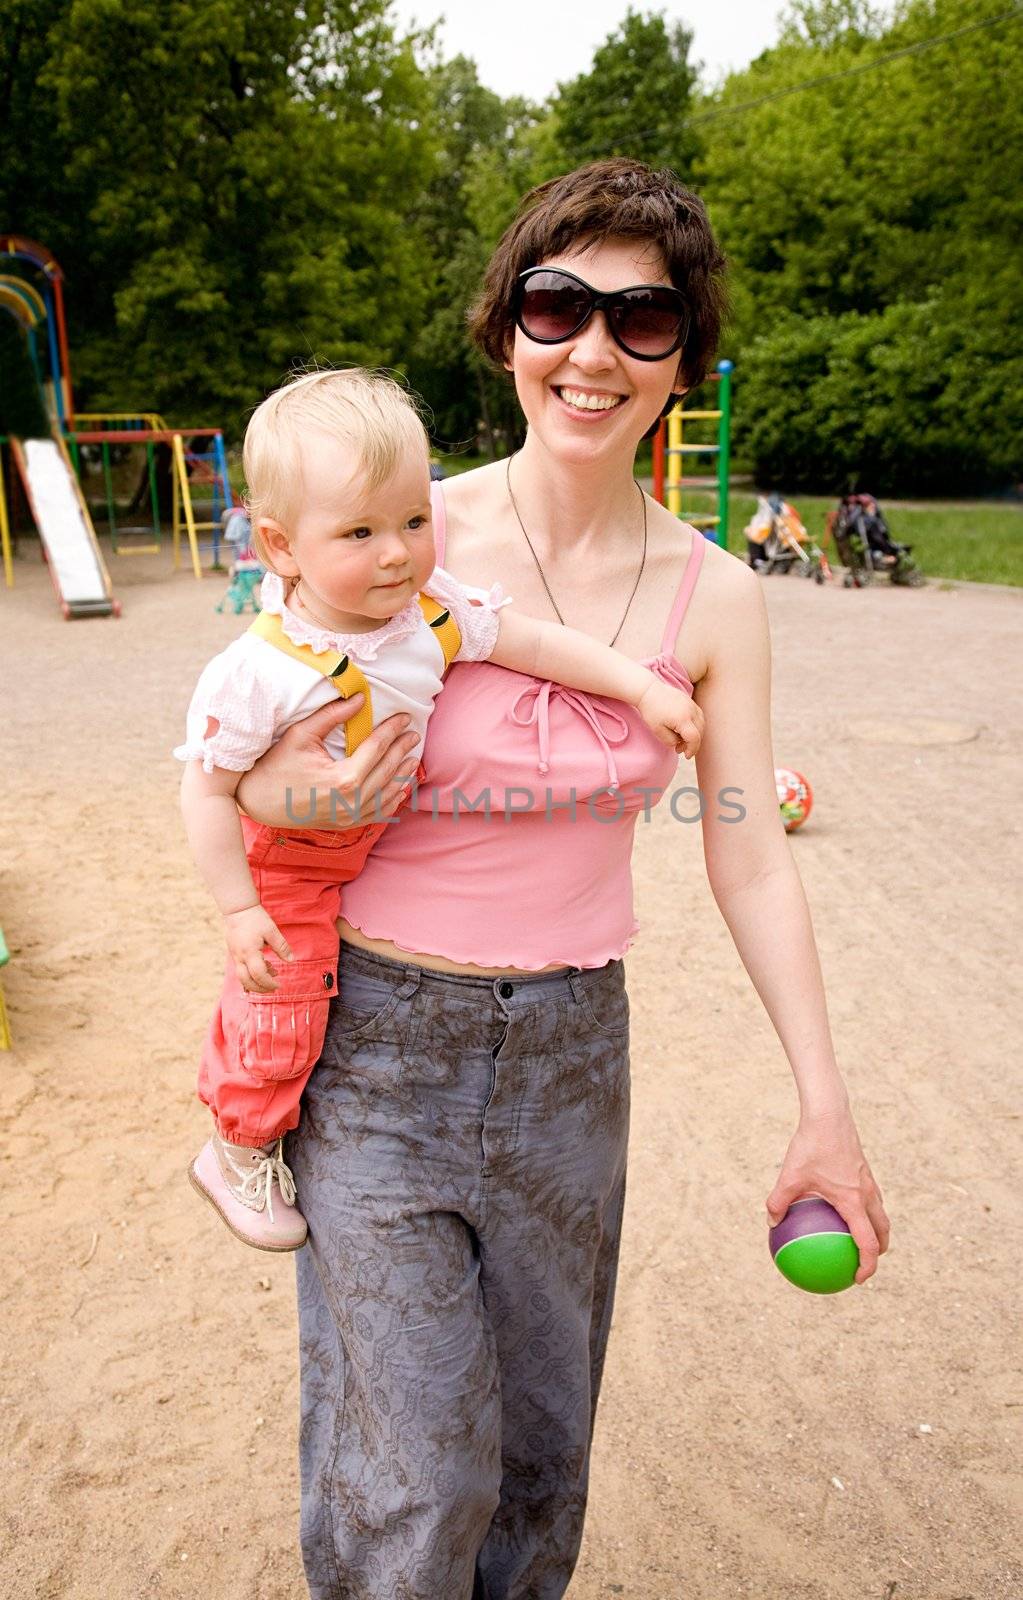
[243,368,430,568]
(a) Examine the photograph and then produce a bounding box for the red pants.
[198,812,391,1145]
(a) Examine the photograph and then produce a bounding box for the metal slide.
[12,436,119,617]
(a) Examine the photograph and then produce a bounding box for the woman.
[237,158,889,1600]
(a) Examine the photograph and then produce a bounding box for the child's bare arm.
[180,760,259,913]
[487,609,704,758]
[180,761,292,992]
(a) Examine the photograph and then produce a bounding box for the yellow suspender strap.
[248,610,375,757]
[417,592,461,668]
[249,594,461,759]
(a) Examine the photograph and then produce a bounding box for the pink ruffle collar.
[259,572,424,662]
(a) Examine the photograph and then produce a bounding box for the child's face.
[260,431,436,631]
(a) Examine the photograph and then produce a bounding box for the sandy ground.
[1,543,1021,1600]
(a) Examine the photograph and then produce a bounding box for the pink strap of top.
[659,526,706,657]
[431,478,448,563]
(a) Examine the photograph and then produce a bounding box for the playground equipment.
[65,414,232,577]
[0,923,11,1050]
[0,235,233,615]
[0,239,118,615]
[652,359,733,546]
[10,436,120,617]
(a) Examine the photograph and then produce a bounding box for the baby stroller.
[745,493,830,583]
[826,494,924,588]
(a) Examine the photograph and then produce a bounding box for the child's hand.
[223,905,293,993]
[637,680,704,759]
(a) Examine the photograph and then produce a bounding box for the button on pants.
[288,942,632,1600]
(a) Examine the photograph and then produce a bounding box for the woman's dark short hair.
[468,157,728,392]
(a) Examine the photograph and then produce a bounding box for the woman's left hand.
[766,1106,890,1284]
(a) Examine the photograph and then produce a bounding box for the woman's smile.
[552,383,628,418]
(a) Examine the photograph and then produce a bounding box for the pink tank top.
[341,481,706,969]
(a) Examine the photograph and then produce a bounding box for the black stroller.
[826,494,924,588]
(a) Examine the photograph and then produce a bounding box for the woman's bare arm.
[235,696,422,828]
[693,560,890,1283]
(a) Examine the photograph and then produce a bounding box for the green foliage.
[406,57,557,454]
[3,0,439,427]
[0,0,1018,493]
[0,0,85,257]
[552,8,699,175]
[0,316,51,436]
[698,0,1023,490]
[739,299,1022,493]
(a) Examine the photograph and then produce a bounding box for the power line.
[690,5,1023,127]
[582,4,1022,155]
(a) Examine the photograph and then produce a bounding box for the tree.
[8,0,439,428]
[408,57,554,454]
[0,1,91,278]
[552,9,700,177]
[741,294,1023,494]
[696,0,1023,489]
[0,316,51,436]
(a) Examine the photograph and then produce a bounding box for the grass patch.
[434,450,493,477]
[723,493,1022,587]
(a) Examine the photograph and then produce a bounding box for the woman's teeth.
[557,388,623,412]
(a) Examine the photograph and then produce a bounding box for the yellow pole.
[172,433,203,579]
[666,404,683,517]
[0,445,13,588]
[171,447,180,570]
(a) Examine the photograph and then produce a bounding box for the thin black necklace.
[505,455,648,648]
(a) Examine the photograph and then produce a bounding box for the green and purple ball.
[769,1197,859,1294]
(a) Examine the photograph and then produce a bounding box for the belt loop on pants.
[397,968,423,1001]
[567,970,588,1005]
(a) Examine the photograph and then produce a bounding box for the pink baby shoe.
[188,1130,308,1251]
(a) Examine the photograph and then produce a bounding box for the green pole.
[101,440,117,547]
[147,441,161,542]
[68,437,80,475]
[716,360,733,550]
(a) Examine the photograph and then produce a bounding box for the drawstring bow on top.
[509,680,630,791]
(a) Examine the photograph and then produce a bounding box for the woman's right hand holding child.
[235,696,421,829]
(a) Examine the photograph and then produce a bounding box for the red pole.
[652,420,665,505]
[51,275,75,428]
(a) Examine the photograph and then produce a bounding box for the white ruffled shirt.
[174,568,511,775]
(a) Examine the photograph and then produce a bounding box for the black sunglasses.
[514,267,690,362]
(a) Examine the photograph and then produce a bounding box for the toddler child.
[175,368,704,1251]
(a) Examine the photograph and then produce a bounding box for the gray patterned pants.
[287,943,632,1600]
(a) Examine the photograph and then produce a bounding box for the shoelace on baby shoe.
[222,1138,298,1222]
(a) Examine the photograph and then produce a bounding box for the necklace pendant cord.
[506,455,648,649]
